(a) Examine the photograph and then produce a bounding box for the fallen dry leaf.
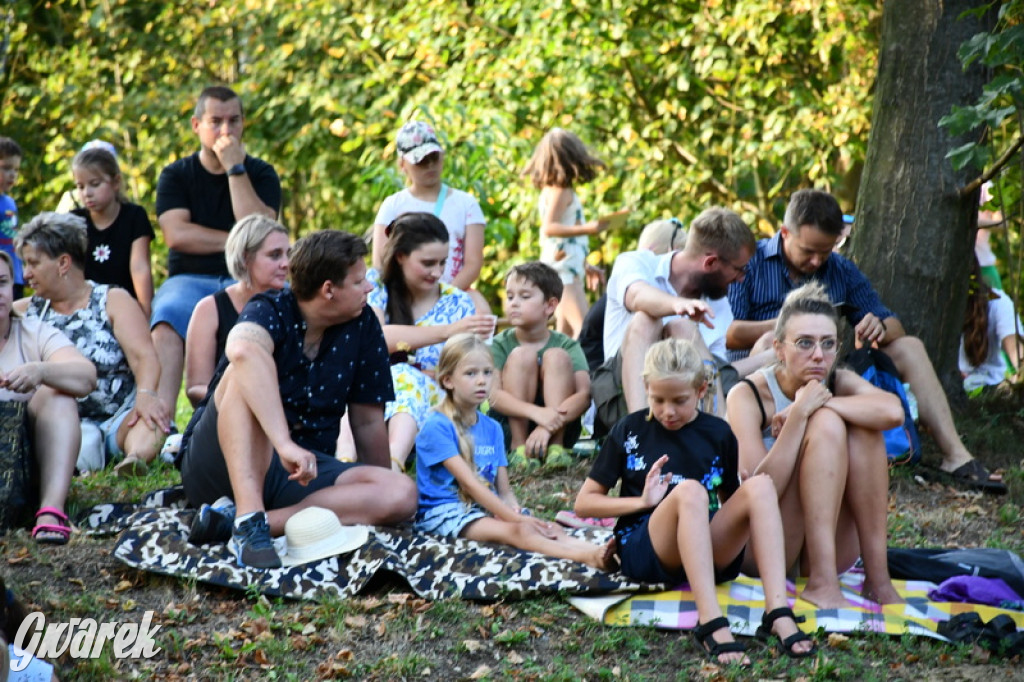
[827,632,850,649]
[344,615,367,628]
[469,664,492,679]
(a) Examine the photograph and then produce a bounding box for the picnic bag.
[0,401,37,531]
[844,347,921,465]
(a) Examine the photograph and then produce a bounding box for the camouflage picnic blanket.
[81,487,654,602]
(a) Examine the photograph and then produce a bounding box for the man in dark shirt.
[150,85,281,415]
[180,231,417,568]
[726,189,1005,494]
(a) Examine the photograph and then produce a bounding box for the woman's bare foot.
[862,580,905,605]
[799,580,853,609]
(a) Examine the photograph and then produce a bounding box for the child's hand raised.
[641,455,672,509]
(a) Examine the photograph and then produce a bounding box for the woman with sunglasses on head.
[726,281,905,608]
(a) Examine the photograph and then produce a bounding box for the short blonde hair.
[642,338,706,389]
[224,215,288,283]
[637,218,686,254]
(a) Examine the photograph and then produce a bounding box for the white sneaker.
[159,433,183,464]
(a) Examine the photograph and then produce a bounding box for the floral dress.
[25,282,135,420]
[367,269,475,425]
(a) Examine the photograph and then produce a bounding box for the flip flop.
[926,460,1007,495]
[32,507,72,545]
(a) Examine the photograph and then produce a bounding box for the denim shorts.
[415,501,488,538]
[77,397,135,473]
[618,513,744,586]
[151,273,235,339]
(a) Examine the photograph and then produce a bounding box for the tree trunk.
[851,0,995,406]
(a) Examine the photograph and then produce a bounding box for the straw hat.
[278,507,370,567]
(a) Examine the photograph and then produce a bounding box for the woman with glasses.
[726,282,904,608]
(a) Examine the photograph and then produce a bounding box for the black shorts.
[617,513,744,586]
[180,399,360,509]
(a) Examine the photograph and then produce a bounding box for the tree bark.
[851,0,995,405]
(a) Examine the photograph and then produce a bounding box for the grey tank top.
[758,366,792,449]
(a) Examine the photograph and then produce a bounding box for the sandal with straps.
[32,507,72,545]
[692,616,748,665]
[756,607,818,659]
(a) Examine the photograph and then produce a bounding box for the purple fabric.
[929,576,1023,606]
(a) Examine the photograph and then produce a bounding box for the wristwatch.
[227,163,247,177]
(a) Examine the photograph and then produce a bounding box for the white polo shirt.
[603,249,732,361]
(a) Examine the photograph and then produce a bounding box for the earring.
[326,293,333,300]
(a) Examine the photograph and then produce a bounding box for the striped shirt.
[726,233,895,360]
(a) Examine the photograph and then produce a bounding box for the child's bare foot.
[862,580,905,605]
[588,536,620,572]
[799,581,852,609]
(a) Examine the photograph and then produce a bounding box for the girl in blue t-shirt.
[415,334,615,571]
[575,339,816,665]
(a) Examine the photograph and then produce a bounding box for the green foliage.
[1,0,880,300]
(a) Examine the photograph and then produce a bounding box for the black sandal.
[692,616,748,664]
[756,607,818,659]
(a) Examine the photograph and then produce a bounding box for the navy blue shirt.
[727,233,895,359]
[204,289,393,454]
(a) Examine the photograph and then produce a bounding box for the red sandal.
[32,507,72,545]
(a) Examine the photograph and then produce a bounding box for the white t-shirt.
[0,316,74,402]
[374,187,486,284]
[960,288,1021,389]
[604,249,731,361]
[975,181,997,267]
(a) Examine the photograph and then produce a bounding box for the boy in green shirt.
[489,262,591,469]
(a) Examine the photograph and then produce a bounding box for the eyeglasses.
[722,257,749,276]
[785,337,838,354]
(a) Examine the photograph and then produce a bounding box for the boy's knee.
[540,347,571,372]
[506,345,540,371]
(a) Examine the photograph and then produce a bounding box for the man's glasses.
[722,258,749,276]
[785,337,838,354]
